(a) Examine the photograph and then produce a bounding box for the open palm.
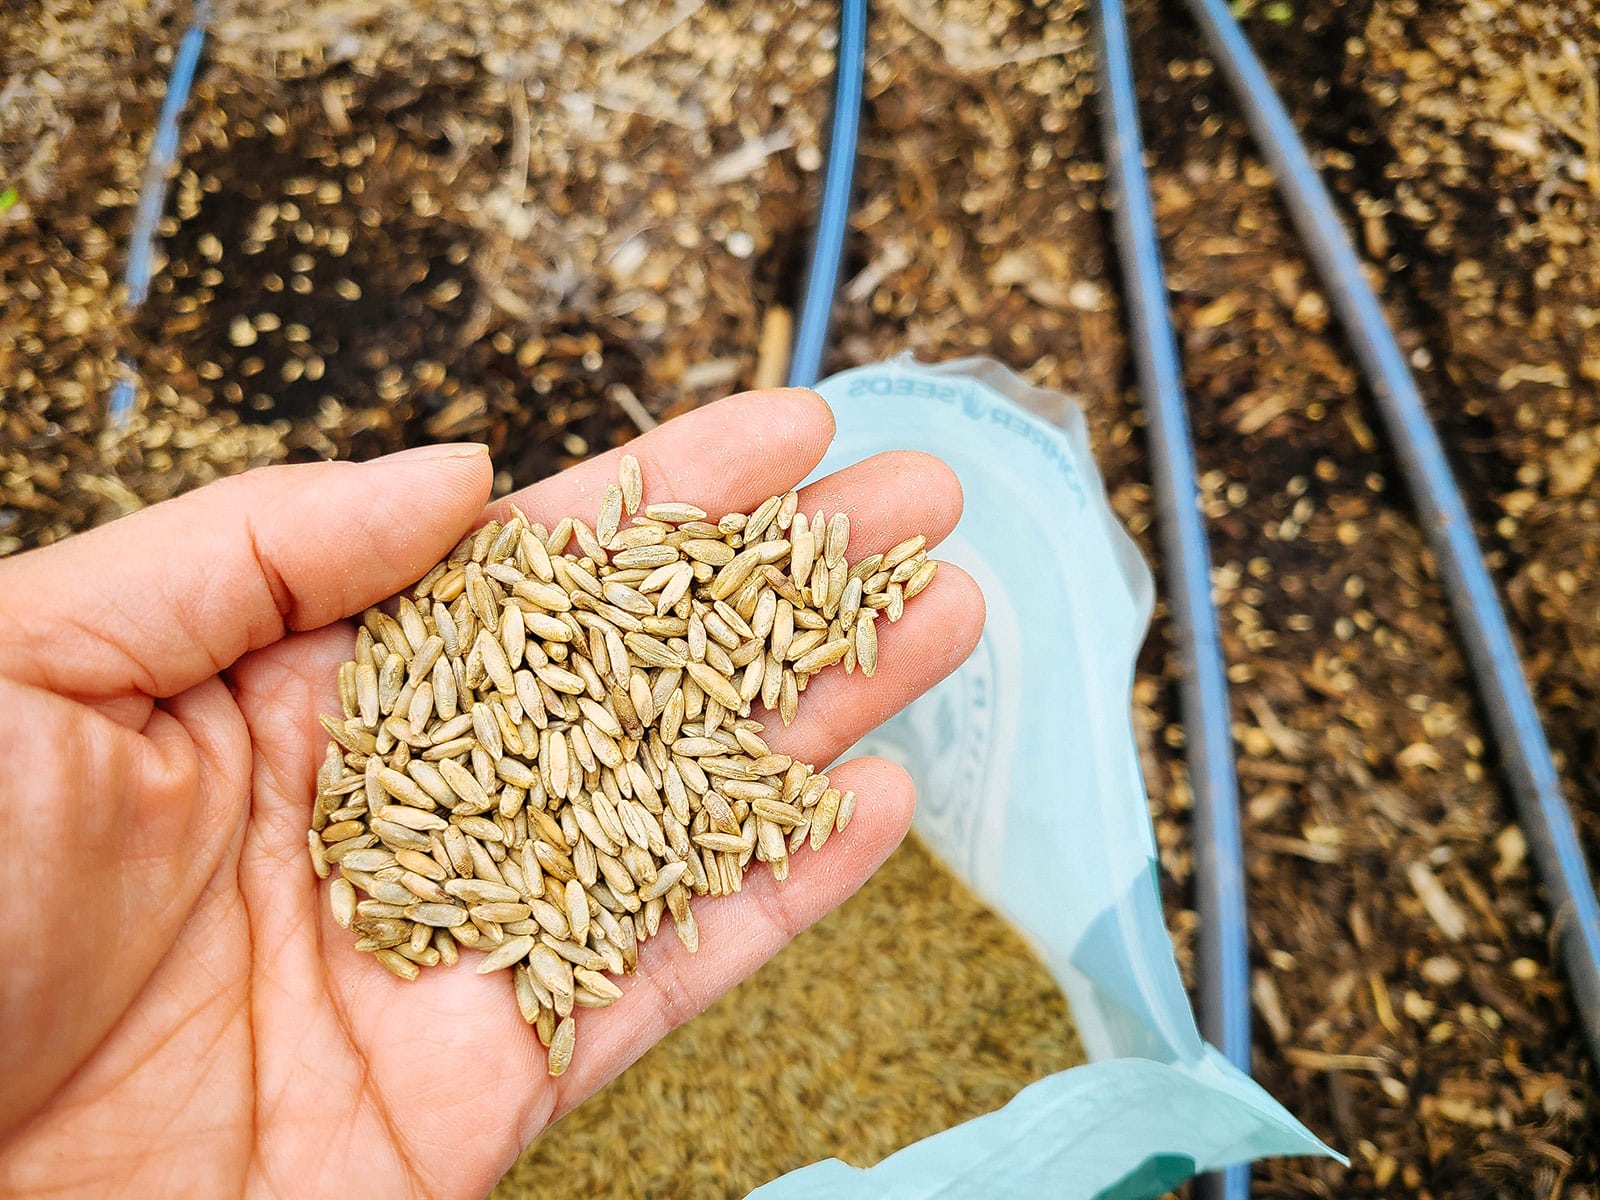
[0,389,981,1199]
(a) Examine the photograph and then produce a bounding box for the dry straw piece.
[311,456,938,1074]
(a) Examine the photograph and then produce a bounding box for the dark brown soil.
[3,0,1598,1194]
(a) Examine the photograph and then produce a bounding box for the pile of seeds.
[307,454,938,1074]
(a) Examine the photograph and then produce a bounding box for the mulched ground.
[4,0,1598,1194]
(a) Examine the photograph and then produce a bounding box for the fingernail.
[800,387,835,435]
[372,442,490,465]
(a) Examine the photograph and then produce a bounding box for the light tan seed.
[376,766,432,810]
[889,553,925,585]
[367,820,430,852]
[793,638,852,676]
[611,545,681,570]
[681,538,736,566]
[779,670,799,726]
[757,816,789,864]
[306,827,332,877]
[407,902,469,928]
[329,877,356,926]
[477,934,536,974]
[445,878,521,904]
[537,520,572,559]
[722,777,780,802]
[354,662,379,728]
[686,660,743,710]
[672,905,699,953]
[787,512,811,580]
[523,610,573,642]
[402,762,453,809]
[619,455,643,514]
[597,629,627,691]
[377,805,446,832]
[603,580,653,616]
[776,490,799,531]
[571,519,606,564]
[623,631,686,669]
[656,565,695,613]
[835,789,856,831]
[357,895,410,919]
[856,611,879,677]
[754,797,807,827]
[436,759,490,810]
[401,870,449,902]
[529,944,576,997]
[574,968,624,1001]
[840,576,864,631]
[530,898,571,939]
[374,949,420,980]
[533,664,586,695]
[709,547,762,601]
[904,559,938,600]
[882,534,925,570]
[597,484,624,545]
[565,878,591,945]
[547,1016,576,1076]
[692,831,749,854]
[637,860,689,901]
[459,815,505,843]
[512,964,542,1023]
[513,578,573,612]
[500,606,526,670]
[741,494,779,542]
[810,787,842,851]
[645,502,706,524]
[471,630,510,695]
[397,848,446,880]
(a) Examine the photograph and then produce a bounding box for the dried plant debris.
[10,0,1600,1188]
[310,455,936,1074]
[0,0,834,553]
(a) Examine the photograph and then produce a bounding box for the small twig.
[460,78,532,346]
[751,306,793,391]
[618,0,702,62]
[703,130,796,186]
[1407,861,1469,942]
[1523,50,1600,198]
[885,0,1081,73]
[1576,42,1600,197]
[607,383,658,434]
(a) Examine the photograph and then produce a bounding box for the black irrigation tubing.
[110,0,210,427]
[1180,0,1600,1066]
[786,0,867,389]
[1091,3,1251,1199]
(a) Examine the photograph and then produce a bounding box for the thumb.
[0,444,493,700]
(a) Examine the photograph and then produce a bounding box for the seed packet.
[750,355,1337,1199]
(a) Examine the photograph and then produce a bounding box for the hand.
[0,389,982,1199]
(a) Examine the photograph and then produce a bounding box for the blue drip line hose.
[109,0,210,426]
[1182,0,1600,1067]
[787,0,867,389]
[1091,3,1251,1198]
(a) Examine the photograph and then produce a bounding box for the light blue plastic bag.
[749,356,1335,1199]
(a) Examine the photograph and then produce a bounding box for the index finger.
[490,388,836,528]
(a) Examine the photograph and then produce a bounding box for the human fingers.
[0,444,493,702]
